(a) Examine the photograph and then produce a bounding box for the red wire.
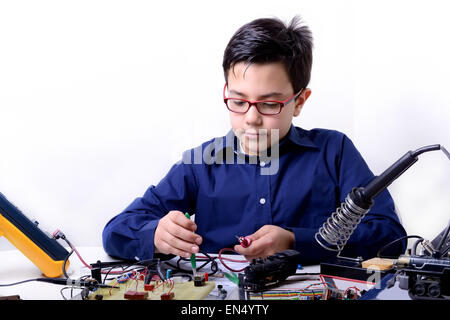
[344,286,361,299]
[218,248,248,272]
[167,279,175,293]
[65,239,134,275]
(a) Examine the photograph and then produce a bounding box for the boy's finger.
[159,239,195,258]
[170,210,197,231]
[167,236,200,256]
[167,222,201,244]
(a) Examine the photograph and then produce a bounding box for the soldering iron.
[315,144,450,254]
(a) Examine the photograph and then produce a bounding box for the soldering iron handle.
[361,150,418,201]
[362,144,443,201]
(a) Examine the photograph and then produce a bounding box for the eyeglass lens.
[226,99,282,115]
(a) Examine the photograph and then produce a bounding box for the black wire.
[0,278,40,287]
[377,235,424,258]
[101,265,129,284]
[60,286,71,300]
[171,250,219,276]
[63,249,74,279]
[199,251,219,276]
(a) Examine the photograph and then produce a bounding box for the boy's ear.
[293,88,311,117]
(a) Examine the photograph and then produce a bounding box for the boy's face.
[226,61,311,155]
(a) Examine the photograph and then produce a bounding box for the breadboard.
[89,280,215,300]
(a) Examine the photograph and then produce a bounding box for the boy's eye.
[230,100,247,107]
[259,102,280,109]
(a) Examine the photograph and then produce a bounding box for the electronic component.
[144,284,154,291]
[194,272,206,287]
[160,292,175,300]
[217,284,227,300]
[240,249,300,292]
[0,192,70,277]
[124,290,148,300]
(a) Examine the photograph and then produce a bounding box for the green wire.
[224,272,239,285]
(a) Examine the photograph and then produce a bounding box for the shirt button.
[259,198,266,205]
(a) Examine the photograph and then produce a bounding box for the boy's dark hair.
[223,16,313,93]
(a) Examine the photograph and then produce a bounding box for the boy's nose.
[245,105,263,126]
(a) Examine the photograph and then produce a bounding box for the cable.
[63,249,74,279]
[167,250,220,277]
[0,278,40,287]
[218,248,248,272]
[376,235,423,258]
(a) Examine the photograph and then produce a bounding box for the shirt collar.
[283,125,319,150]
[222,125,319,154]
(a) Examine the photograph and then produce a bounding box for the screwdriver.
[184,212,197,275]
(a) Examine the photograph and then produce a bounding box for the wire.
[218,248,248,272]
[63,249,74,279]
[64,238,91,270]
[344,286,361,300]
[168,250,219,277]
[0,278,40,287]
[56,230,139,279]
[60,286,72,300]
[411,238,425,256]
[167,279,175,294]
[376,235,424,258]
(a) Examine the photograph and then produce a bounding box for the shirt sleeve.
[290,133,407,264]
[102,159,198,260]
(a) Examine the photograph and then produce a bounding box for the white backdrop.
[0,0,449,251]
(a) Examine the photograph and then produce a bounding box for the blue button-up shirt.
[102,125,406,263]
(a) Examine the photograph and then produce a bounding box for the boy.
[102,16,406,264]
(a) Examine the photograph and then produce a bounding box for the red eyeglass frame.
[223,83,303,115]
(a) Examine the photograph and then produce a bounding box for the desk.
[0,247,319,300]
[0,247,410,300]
[0,247,113,300]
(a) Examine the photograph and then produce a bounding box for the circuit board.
[88,279,215,300]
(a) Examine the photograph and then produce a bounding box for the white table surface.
[0,246,115,299]
[0,246,325,300]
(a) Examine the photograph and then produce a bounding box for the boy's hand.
[233,225,295,261]
[154,210,202,258]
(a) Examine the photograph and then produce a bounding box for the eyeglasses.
[223,83,303,115]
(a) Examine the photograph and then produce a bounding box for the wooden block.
[362,257,395,270]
